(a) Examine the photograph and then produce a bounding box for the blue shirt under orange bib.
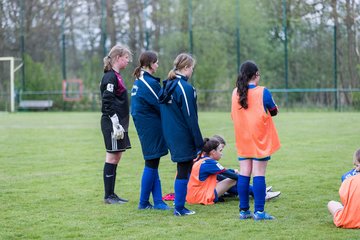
[186,157,226,205]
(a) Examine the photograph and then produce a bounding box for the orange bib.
[334,175,360,228]
[186,157,217,205]
[231,86,280,158]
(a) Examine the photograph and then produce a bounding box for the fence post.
[282,0,289,107]
[20,0,25,91]
[101,0,107,57]
[188,0,193,54]
[61,0,67,81]
[143,0,150,50]
[236,0,240,73]
[333,25,338,111]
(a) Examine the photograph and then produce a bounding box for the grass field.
[1,111,360,240]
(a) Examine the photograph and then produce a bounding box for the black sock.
[103,162,116,199]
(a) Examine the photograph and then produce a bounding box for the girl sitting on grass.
[186,137,236,205]
[186,136,280,205]
[328,148,360,228]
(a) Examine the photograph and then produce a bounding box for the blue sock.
[152,169,164,205]
[227,185,238,195]
[227,183,253,196]
[253,176,266,212]
[174,179,188,211]
[237,175,250,211]
[249,185,254,197]
[139,166,155,205]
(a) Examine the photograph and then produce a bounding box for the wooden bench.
[19,100,54,110]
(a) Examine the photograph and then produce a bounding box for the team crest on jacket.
[107,83,114,92]
[168,95,173,104]
[131,85,138,96]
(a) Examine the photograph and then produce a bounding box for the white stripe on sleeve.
[139,74,159,100]
[177,81,190,116]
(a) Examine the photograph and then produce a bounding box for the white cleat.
[265,191,281,201]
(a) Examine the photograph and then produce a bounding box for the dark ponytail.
[195,137,220,161]
[236,60,259,109]
[133,51,158,79]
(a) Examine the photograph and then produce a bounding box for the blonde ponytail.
[103,44,132,72]
[167,53,195,80]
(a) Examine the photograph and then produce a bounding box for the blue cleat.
[138,201,153,210]
[239,210,253,220]
[174,207,195,216]
[253,211,275,221]
[154,201,171,210]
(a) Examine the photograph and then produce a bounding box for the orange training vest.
[334,174,360,228]
[231,86,280,158]
[186,157,217,205]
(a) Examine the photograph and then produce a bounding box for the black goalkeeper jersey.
[100,69,130,130]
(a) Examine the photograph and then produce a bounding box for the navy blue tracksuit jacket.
[158,74,203,162]
[131,71,168,160]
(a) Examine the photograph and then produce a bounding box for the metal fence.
[2,88,358,112]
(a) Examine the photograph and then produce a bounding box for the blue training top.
[197,156,238,181]
[131,71,168,160]
[197,158,226,181]
[249,84,277,113]
[341,168,359,182]
[158,74,203,162]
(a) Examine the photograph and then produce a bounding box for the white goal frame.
[0,57,23,112]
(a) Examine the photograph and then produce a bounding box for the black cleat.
[104,194,128,204]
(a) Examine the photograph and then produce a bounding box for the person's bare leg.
[216,178,236,197]
[327,200,343,216]
[106,152,122,164]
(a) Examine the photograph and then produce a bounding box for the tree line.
[0,0,359,110]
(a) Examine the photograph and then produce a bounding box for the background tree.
[0,0,358,110]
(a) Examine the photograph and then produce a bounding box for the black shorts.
[101,115,131,153]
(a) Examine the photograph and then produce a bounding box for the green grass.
[1,111,360,239]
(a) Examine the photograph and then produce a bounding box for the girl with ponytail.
[186,137,239,205]
[99,44,132,204]
[158,53,203,216]
[187,136,281,206]
[231,60,280,220]
[130,51,170,210]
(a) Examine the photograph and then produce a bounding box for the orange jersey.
[333,174,360,228]
[231,87,280,158]
[186,157,218,205]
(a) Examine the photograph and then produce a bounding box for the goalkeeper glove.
[110,114,124,140]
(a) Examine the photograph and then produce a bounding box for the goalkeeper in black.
[100,45,132,204]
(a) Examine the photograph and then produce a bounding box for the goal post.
[0,57,23,112]
[62,79,83,101]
